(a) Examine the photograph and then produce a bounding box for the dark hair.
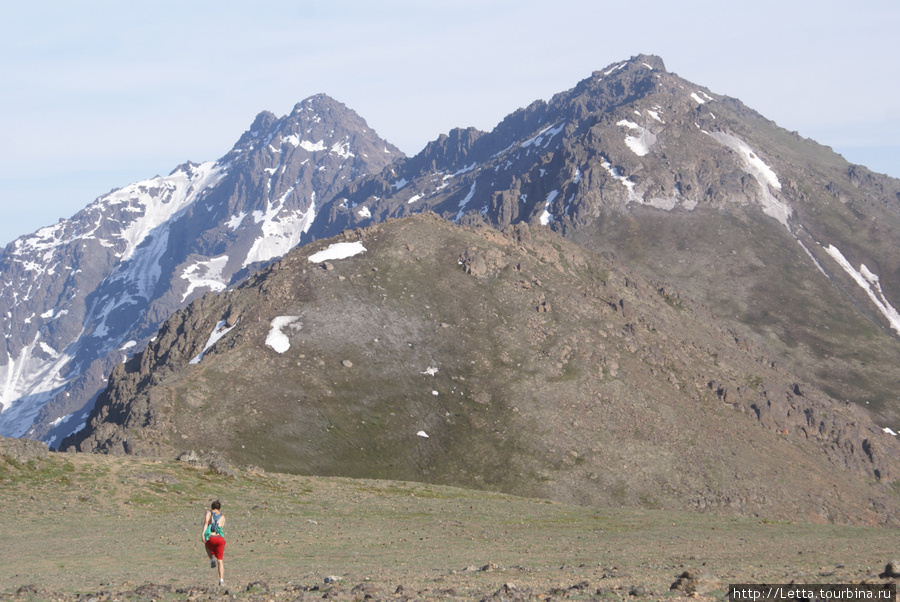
[211,500,221,510]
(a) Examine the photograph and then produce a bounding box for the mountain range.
[0,95,401,444]
[4,54,900,520]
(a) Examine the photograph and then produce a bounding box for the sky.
[1,0,899,247]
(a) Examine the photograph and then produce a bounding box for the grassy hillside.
[1,452,899,600]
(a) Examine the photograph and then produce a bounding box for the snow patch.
[797,240,829,277]
[266,316,301,354]
[617,119,656,157]
[50,413,73,428]
[190,319,238,364]
[455,181,478,222]
[226,212,247,231]
[522,122,566,149]
[706,132,789,228]
[540,190,559,225]
[450,163,477,176]
[39,342,59,358]
[330,139,354,159]
[300,139,326,152]
[600,158,642,204]
[823,245,900,335]
[282,134,326,152]
[308,241,367,263]
[181,255,230,301]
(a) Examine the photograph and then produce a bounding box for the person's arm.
[201,510,211,542]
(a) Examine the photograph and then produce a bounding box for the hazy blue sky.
[1,0,899,246]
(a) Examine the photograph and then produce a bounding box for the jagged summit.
[290,93,346,115]
[228,93,401,163]
[0,94,402,443]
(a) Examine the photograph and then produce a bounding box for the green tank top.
[205,511,225,540]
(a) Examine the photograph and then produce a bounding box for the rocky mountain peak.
[290,92,346,116]
[0,94,403,444]
[227,93,400,166]
[305,55,900,432]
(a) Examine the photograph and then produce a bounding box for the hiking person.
[202,500,227,586]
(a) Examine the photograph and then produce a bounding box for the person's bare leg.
[217,558,225,583]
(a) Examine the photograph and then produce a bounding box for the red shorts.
[205,535,225,559]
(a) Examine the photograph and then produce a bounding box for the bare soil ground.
[1,452,899,601]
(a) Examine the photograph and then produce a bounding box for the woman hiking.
[202,500,227,586]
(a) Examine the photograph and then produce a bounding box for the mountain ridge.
[5,50,900,494]
[302,54,900,426]
[0,94,402,443]
[63,213,900,524]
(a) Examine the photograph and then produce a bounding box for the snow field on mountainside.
[244,192,317,268]
[0,333,73,436]
[111,162,225,262]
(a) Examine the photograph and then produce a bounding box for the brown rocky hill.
[64,214,900,524]
[311,54,900,431]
